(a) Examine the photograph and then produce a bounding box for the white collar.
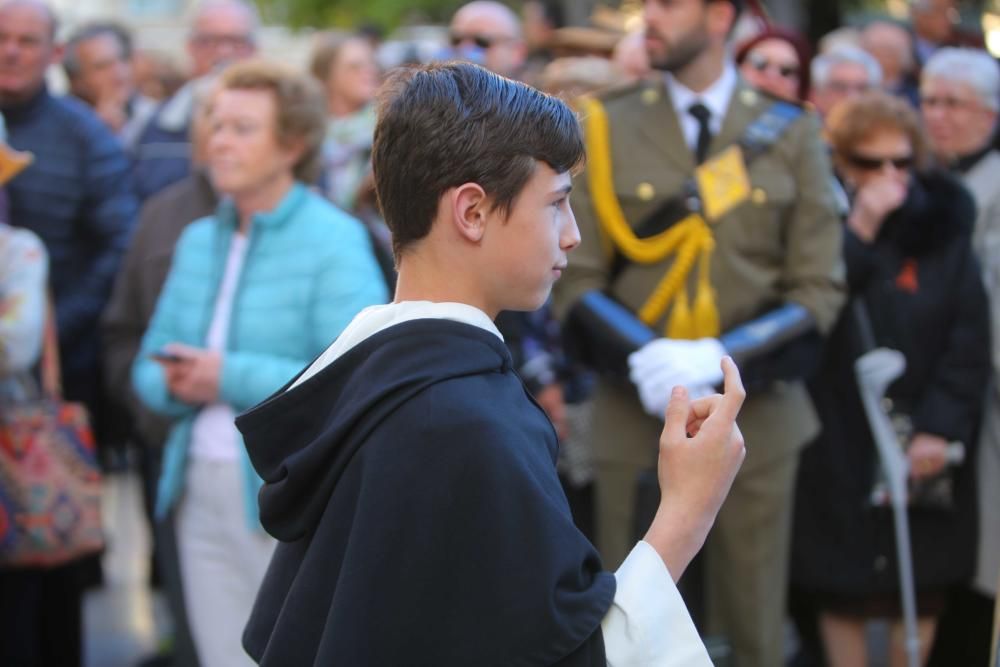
[663,62,738,125]
[290,301,503,389]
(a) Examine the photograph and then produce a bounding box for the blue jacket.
[3,86,137,382]
[130,97,191,203]
[132,183,388,525]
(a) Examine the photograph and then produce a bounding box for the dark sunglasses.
[845,153,914,171]
[450,32,501,49]
[746,52,800,80]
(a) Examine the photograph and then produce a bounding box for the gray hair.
[812,45,883,90]
[187,0,260,37]
[922,47,1000,111]
[62,22,132,80]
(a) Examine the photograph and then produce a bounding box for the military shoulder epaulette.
[592,79,648,103]
[758,88,806,110]
[735,86,808,115]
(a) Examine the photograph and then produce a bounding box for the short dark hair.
[63,22,133,80]
[372,62,584,259]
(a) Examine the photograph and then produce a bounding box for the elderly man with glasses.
[132,0,257,202]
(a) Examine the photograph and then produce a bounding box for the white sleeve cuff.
[601,541,712,666]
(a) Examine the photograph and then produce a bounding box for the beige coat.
[963,148,1000,597]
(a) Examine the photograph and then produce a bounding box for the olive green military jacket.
[555,77,846,468]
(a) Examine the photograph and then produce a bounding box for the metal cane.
[855,348,920,667]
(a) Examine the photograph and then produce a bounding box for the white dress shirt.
[294,301,712,666]
[663,63,738,154]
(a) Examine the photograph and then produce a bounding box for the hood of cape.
[235,318,518,542]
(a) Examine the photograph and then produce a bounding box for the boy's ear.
[450,182,489,243]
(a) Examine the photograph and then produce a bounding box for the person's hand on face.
[93,88,130,132]
[842,128,913,242]
[848,175,908,242]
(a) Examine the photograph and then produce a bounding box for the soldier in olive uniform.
[553,1,845,665]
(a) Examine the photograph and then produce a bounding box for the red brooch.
[895,258,919,294]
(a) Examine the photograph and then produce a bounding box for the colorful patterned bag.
[0,301,104,567]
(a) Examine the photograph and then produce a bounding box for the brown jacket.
[101,170,217,448]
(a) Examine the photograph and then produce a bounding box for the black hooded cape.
[236,319,616,666]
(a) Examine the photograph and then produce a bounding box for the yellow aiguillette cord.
[581,96,720,338]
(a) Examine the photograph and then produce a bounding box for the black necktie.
[688,102,712,164]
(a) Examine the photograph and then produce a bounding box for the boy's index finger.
[717,356,746,423]
[663,385,691,442]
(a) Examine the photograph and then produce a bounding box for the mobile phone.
[150,349,185,363]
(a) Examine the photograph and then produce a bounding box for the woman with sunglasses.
[790,91,990,667]
[735,26,812,102]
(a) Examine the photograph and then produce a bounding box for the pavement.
[84,471,172,667]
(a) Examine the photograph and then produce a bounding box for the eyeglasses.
[745,52,800,80]
[920,95,981,112]
[191,33,254,50]
[449,32,512,49]
[845,153,914,171]
[826,80,871,96]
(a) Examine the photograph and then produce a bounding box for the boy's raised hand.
[643,356,747,580]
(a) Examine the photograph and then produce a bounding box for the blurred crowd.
[0,0,998,666]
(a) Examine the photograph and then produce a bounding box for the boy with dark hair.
[237,62,746,666]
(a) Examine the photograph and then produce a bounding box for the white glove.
[628,338,726,418]
[687,384,718,400]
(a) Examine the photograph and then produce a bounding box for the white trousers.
[176,458,275,667]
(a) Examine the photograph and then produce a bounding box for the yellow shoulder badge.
[695,145,751,221]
